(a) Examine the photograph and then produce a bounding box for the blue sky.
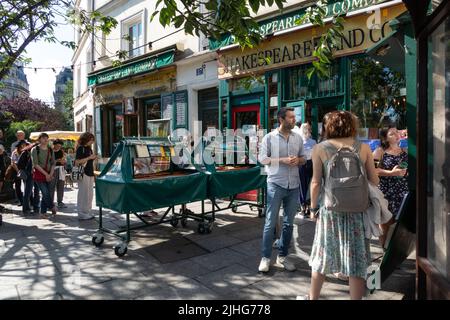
[24,17,75,105]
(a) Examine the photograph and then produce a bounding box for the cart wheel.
[181,217,188,227]
[205,222,213,234]
[197,223,206,234]
[258,208,266,218]
[231,205,238,213]
[114,243,128,257]
[170,217,179,227]
[91,234,104,247]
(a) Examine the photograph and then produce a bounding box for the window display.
[147,119,170,138]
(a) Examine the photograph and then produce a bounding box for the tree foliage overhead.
[153,0,285,49]
[0,0,346,85]
[0,0,118,82]
[154,0,345,79]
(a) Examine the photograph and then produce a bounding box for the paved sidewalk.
[0,186,415,300]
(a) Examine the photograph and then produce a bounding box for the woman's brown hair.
[323,110,357,139]
[77,132,95,147]
[379,126,396,150]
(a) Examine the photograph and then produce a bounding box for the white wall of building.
[72,0,95,131]
[176,53,219,131]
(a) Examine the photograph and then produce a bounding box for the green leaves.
[60,41,77,50]
[292,0,345,80]
[249,0,260,13]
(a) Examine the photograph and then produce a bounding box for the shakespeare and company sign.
[258,0,392,37]
[217,3,406,79]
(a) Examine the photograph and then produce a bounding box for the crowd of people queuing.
[0,130,96,221]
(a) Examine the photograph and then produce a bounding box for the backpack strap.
[321,141,337,160]
[352,140,362,152]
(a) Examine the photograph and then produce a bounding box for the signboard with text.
[217,3,406,79]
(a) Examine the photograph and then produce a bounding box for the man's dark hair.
[38,133,49,140]
[277,107,294,122]
[53,139,64,146]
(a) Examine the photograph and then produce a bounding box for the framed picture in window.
[123,97,136,115]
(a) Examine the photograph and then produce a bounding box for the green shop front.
[87,45,190,168]
[215,0,423,286]
[216,1,409,142]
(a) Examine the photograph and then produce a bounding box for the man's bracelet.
[310,207,320,213]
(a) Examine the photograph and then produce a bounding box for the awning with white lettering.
[87,49,175,87]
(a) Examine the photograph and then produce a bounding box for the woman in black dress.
[373,127,409,247]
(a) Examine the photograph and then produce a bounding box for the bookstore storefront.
[88,47,189,165]
[216,1,408,142]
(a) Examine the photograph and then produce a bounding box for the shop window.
[221,99,228,131]
[285,64,311,100]
[230,75,265,91]
[317,63,340,97]
[144,99,161,135]
[109,105,123,154]
[86,115,93,133]
[350,56,406,139]
[122,12,145,59]
[285,62,341,100]
[267,72,279,130]
[128,22,143,57]
[427,15,449,279]
[198,88,219,134]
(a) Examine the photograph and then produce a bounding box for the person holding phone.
[373,126,409,247]
[75,132,97,220]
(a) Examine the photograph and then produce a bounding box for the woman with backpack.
[372,126,408,247]
[299,111,379,300]
[75,132,97,220]
[31,133,56,218]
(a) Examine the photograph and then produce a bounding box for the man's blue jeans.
[36,181,52,214]
[261,182,299,258]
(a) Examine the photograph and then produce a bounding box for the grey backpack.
[322,140,369,212]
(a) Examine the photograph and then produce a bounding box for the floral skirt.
[308,208,371,279]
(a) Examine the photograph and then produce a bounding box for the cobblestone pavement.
[0,185,415,300]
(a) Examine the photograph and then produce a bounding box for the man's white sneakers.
[259,256,297,272]
[258,257,271,272]
[276,255,296,271]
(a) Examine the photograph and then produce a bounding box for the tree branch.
[0,0,51,35]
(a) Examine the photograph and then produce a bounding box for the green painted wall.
[404,23,417,188]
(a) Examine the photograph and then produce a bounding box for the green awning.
[87,50,175,87]
[366,30,405,74]
[209,34,235,51]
